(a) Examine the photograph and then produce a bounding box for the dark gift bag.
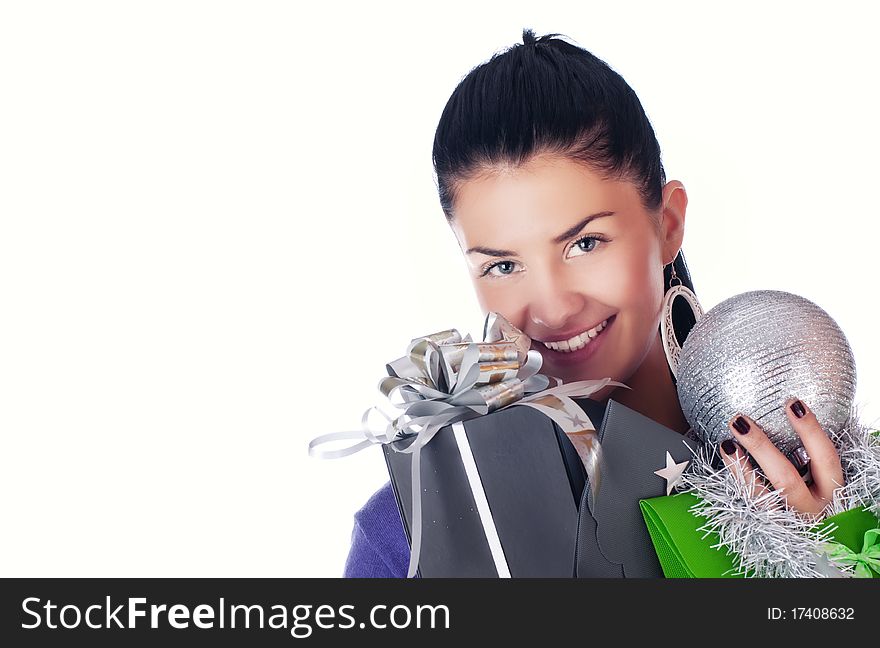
[384,398,697,578]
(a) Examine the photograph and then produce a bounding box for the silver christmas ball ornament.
[676,290,856,457]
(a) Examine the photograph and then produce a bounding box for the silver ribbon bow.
[309,313,627,578]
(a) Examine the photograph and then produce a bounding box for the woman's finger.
[728,413,820,515]
[719,438,768,499]
[785,398,844,504]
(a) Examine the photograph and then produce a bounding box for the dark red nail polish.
[721,439,738,455]
[791,400,806,419]
[732,416,750,435]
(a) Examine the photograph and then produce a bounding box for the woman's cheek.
[474,280,526,327]
[598,256,649,307]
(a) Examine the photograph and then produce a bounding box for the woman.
[343,29,844,578]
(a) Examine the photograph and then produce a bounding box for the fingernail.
[721,438,738,455]
[732,415,750,435]
[790,399,806,419]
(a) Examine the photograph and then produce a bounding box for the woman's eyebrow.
[466,245,517,257]
[465,211,615,257]
[552,211,615,243]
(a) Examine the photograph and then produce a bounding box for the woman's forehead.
[451,158,644,243]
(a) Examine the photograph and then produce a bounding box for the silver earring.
[660,258,704,378]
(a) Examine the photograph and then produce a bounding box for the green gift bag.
[639,493,738,577]
[639,493,880,578]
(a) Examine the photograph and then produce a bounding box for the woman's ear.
[659,180,687,265]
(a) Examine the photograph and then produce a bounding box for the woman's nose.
[527,277,585,331]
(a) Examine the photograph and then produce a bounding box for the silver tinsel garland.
[678,405,880,578]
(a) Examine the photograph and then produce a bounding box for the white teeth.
[541,319,608,353]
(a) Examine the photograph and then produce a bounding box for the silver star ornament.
[654,451,690,496]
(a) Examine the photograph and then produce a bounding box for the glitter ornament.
[676,290,857,457]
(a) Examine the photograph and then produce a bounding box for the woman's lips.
[534,314,615,367]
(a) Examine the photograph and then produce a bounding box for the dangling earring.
[660,257,704,379]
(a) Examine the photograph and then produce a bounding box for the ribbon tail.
[854,562,873,578]
[307,431,377,459]
[582,435,603,503]
[407,444,422,579]
[452,421,511,577]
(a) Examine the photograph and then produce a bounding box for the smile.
[540,319,608,353]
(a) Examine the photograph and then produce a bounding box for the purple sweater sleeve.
[343,481,411,578]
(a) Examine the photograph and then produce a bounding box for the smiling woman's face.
[450,154,686,387]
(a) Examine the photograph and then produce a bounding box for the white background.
[1,1,878,576]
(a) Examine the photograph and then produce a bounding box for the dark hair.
[432,28,666,219]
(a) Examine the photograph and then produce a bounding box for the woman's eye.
[566,236,602,258]
[483,260,520,277]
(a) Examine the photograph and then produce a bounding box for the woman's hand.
[718,398,844,518]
